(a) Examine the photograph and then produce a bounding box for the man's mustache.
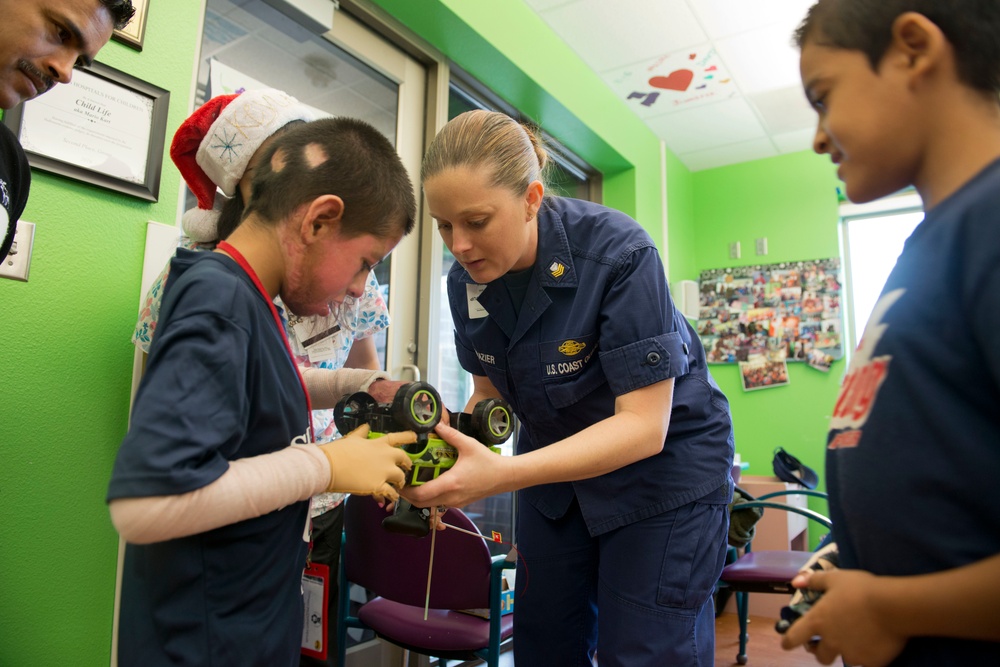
[18,60,55,96]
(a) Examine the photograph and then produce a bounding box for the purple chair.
[336,495,515,667]
[717,489,831,665]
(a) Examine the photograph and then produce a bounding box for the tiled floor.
[448,613,819,667]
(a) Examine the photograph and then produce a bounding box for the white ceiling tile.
[678,138,779,171]
[715,22,805,94]
[646,96,767,154]
[540,0,706,72]
[747,86,815,135]
[603,45,738,119]
[772,128,817,154]
[522,0,822,169]
[686,0,814,40]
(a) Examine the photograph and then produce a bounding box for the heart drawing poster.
[606,47,736,118]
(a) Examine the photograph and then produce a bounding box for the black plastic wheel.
[333,391,377,434]
[390,382,442,433]
[471,397,513,444]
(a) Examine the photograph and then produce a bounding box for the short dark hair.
[246,117,416,240]
[794,0,1000,95]
[215,120,308,242]
[101,0,136,31]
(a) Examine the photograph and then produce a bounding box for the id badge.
[291,315,341,364]
[467,283,488,319]
[301,562,330,660]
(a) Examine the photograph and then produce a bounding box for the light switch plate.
[0,220,35,282]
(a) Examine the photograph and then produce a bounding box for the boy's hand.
[781,569,906,666]
[319,425,415,502]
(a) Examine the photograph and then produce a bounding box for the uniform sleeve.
[597,245,691,395]
[109,309,251,500]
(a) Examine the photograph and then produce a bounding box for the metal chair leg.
[736,590,749,665]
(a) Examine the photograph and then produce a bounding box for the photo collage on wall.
[696,259,844,391]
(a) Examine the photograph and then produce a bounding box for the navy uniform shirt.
[108,250,310,667]
[448,196,734,535]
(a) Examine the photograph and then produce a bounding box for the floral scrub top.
[133,236,390,515]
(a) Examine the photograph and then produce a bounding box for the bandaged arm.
[300,366,389,409]
[109,445,330,544]
[110,426,414,545]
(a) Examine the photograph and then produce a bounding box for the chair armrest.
[731,500,832,530]
[752,488,829,502]
[492,554,517,570]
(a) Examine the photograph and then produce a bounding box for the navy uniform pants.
[512,488,729,667]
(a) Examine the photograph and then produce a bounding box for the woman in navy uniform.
[404,110,735,667]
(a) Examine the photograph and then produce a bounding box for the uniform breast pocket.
[540,333,604,409]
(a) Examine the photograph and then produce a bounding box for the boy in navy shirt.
[108,117,417,667]
[784,2,1000,666]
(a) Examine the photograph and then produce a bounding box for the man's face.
[0,0,115,109]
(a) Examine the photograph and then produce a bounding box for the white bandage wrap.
[108,445,331,544]
[301,366,390,409]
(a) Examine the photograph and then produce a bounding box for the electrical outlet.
[0,220,35,282]
[755,237,768,255]
[729,241,741,259]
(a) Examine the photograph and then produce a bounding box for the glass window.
[193,0,401,367]
[841,199,923,351]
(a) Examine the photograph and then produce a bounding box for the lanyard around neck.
[216,241,314,437]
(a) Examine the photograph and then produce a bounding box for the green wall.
[691,150,842,532]
[0,3,202,665]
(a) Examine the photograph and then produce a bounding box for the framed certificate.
[2,61,169,201]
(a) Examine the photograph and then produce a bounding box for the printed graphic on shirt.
[542,333,598,378]
[828,289,902,449]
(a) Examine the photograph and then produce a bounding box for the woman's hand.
[400,422,512,508]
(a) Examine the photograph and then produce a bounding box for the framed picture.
[739,359,790,392]
[2,61,169,202]
[113,0,150,51]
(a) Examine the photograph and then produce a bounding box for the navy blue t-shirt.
[448,196,735,535]
[827,159,1000,665]
[108,250,310,667]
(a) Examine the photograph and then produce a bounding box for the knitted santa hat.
[170,88,317,242]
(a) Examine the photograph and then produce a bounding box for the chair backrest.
[343,495,494,610]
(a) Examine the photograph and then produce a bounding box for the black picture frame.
[112,0,150,51]
[2,61,169,202]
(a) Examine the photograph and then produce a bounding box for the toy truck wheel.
[471,398,513,444]
[333,392,377,434]
[391,382,442,433]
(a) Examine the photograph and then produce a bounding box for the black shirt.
[0,121,30,262]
